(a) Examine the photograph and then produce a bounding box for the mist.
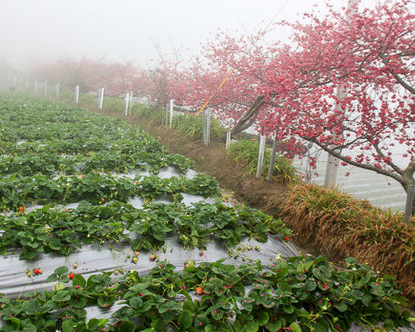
[1,0,379,69]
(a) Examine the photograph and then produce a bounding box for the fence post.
[124,92,130,116]
[267,132,279,182]
[256,128,266,178]
[169,99,174,128]
[74,85,79,103]
[99,87,104,110]
[226,131,232,149]
[203,109,211,146]
[207,109,211,145]
[203,110,207,145]
[324,150,339,188]
[165,104,169,126]
[129,92,133,115]
[404,185,415,223]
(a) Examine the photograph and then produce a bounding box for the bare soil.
[122,114,289,219]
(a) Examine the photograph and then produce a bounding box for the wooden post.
[267,132,279,182]
[404,185,415,223]
[226,131,232,149]
[256,128,266,178]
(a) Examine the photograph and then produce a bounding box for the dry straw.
[283,184,415,303]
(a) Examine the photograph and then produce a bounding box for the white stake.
[226,131,232,149]
[34,80,38,93]
[125,92,130,116]
[75,85,79,103]
[44,81,48,94]
[256,130,266,178]
[99,87,104,110]
[129,91,133,115]
[169,99,174,128]
[55,83,60,97]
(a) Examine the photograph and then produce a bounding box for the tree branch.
[302,136,404,185]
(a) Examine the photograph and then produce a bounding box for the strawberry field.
[0,93,413,332]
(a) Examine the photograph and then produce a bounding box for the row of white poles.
[9,80,414,221]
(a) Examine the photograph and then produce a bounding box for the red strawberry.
[196,287,204,295]
[68,273,74,280]
[33,269,40,275]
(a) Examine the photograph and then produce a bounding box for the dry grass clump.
[282,184,415,303]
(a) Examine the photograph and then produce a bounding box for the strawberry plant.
[0,200,289,260]
[0,257,411,331]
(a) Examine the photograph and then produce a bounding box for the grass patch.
[172,113,226,140]
[102,97,125,113]
[282,183,415,304]
[228,139,297,182]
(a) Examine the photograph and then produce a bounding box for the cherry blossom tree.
[257,0,415,203]
[168,0,415,207]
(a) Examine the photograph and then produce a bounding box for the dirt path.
[114,113,289,219]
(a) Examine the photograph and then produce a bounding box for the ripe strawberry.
[284,236,290,242]
[101,198,105,202]
[19,206,24,212]
[33,268,40,275]
[149,254,156,261]
[81,174,86,178]
[200,251,204,256]
[222,197,226,202]
[196,287,204,295]
[68,273,74,280]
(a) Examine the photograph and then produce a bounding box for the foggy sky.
[1,0,379,68]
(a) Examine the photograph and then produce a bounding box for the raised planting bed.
[0,93,412,332]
